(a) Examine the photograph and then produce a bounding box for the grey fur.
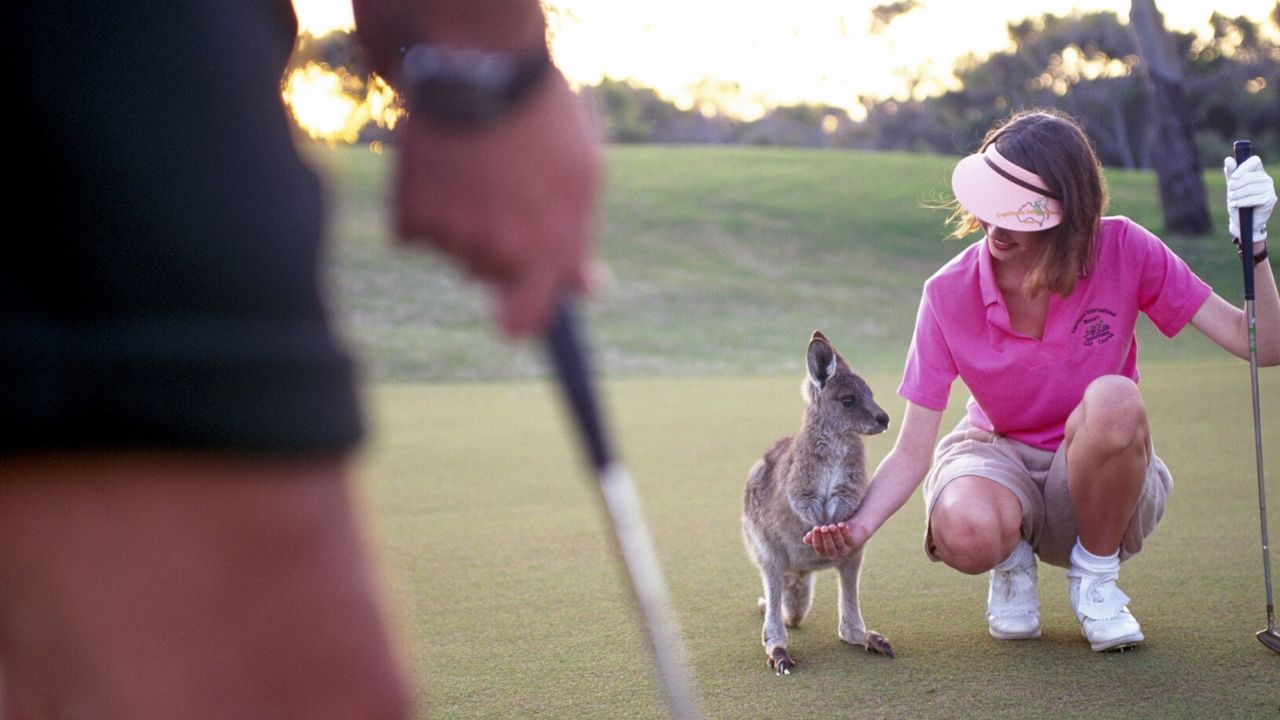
[742,331,894,674]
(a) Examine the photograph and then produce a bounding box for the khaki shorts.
[922,418,1173,568]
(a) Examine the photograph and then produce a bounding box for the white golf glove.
[1224,155,1276,243]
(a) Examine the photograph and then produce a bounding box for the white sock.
[1070,539,1119,576]
[994,539,1034,572]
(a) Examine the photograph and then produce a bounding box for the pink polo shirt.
[898,216,1213,451]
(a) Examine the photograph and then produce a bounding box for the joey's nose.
[875,412,890,432]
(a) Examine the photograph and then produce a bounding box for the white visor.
[951,145,1064,231]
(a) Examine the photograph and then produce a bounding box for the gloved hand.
[1224,155,1276,243]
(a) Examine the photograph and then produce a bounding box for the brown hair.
[946,109,1109,297]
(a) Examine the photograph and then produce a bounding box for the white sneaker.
[987,554,1041,640]
[1067,569,1144,652]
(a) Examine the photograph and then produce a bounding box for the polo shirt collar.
[977,237,1001,308]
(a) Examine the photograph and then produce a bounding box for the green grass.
[304,143,1278,717]
[360,362,1280,719]
[311,144,1237,381]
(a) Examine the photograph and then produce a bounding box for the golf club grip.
[546,302,612,471]
[1235,140,1255,301]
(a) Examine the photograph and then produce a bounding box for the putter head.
[1257,628,1280,653]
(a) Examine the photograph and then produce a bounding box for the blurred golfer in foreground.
[0,0,597,717]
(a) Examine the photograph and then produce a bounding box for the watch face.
[402,45,517,86]
[400,42,550,128]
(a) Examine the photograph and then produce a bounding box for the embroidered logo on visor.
[995,198,1059,228]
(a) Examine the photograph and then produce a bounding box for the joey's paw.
[862,631,894,658]
[827,497,858,525]
[767,647,795,675]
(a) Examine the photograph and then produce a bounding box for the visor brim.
[951,152,1064,231]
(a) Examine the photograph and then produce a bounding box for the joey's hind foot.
[841,626,894,658]
[862,631,894,658]
[767,647,795,675]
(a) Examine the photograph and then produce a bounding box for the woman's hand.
[803,520,870,560]
[1224,155,1276,243]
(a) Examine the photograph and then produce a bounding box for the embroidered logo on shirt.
[1072,308,1116,346]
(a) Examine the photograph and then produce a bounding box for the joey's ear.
[810,330,828,343]
[806,335,836,391]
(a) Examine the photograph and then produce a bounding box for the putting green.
[356,359,1279,719]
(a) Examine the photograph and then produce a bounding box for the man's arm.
[352,0,601,338]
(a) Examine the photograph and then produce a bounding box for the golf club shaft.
[1234,140,1276,637]
[546,303,702,720]
[1248,298,1275,634]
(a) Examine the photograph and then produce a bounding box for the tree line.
[581,9,1279,172]
[286,5,1276,233]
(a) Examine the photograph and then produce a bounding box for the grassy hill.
[309,144,1239,382]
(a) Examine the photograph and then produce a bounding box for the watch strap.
[1234,236,1270,265]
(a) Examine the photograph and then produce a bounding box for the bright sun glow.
[285,0,398,144]
[550,0,1277,115]
[284,0,1278,141]
[291,0,353,36]
[284,64,360,143]
[283,63,401,144]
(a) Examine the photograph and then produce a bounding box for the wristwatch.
[1234,236,1271,265]
[398,40,552,129]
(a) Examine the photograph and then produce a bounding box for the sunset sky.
[290,0,1277,120]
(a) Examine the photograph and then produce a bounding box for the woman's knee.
[930,478,1023,574]
[1069,376,1149,455]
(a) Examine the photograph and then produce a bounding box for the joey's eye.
[841,397,856,408]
